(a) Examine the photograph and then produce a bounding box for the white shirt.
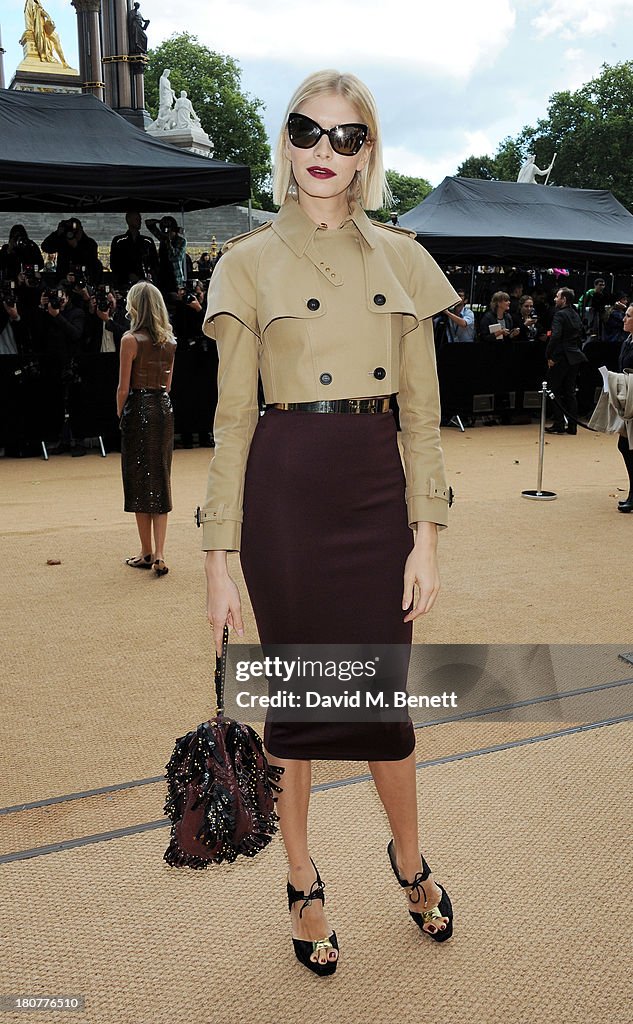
[100,321,116,353]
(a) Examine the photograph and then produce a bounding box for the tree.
[520,63,633,206]
[145,33,272,208]
[370,169,433,220]
[493,136,523,181]
[454,61,633,208]
[455,155,497,179]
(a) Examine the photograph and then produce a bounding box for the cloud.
[384,129,498,184]
[532,0,631,38]
[150,0,516,80]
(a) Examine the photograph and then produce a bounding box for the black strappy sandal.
[125,553,153,569]
[387,839,453,942]
[287,859,339,976]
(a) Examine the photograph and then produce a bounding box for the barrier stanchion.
[522,380,557,501]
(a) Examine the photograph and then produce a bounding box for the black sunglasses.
[287,112,369,156]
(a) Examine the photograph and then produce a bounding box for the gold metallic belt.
[269,398,391,414]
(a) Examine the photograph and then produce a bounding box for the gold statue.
[19,0,78,74]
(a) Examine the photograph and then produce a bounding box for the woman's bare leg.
[369,751,448,934]
[151,513,168,561]
[267,755,338,963]
[133,513,153,556]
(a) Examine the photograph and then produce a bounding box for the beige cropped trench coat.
[199,198,459,550]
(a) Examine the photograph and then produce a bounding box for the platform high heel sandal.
[387,839,453,942]
[287,859,339,976]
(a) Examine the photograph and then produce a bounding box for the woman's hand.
[205,550,244,655]
[402,523,440,622]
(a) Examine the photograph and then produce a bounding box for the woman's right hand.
[205,550,244,655]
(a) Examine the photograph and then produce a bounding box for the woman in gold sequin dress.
[117,282,176,576]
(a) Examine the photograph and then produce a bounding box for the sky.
[2,0,631,185]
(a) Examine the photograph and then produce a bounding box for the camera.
[68,265,87,289]
[42,289,64,310]
[158,216,178,237]
[61,219,81,240]
[21,264,41,287]
[13,358,40,382]
[1,280,17,305]
[96,288,111,312]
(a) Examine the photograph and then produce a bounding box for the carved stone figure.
[517,153,556,185]
[128,2,150,56]
[146,70,213,155]
[174,90,201,129]
[148,68,176,129]
[23,0,70,66]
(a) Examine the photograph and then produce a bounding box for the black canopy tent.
[399,177,633,270]
[0,90,250,212]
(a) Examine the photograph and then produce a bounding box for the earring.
[287,181,298,199]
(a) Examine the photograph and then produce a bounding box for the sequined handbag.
[163,626,284,867]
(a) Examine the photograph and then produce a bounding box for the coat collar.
[272,197,377,256]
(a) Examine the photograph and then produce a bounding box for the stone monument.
[11,0,81,92]
[147,71,214,158]
[517,153,557,185]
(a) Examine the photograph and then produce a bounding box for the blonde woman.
[201,71,458,974]
[117,281,176,576]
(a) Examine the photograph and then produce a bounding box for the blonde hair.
[272,69,391,211]
[126,281,174,347]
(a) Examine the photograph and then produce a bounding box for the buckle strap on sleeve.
[425,480,454,506]
[195,504,243,527]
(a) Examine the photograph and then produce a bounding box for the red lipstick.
[308,166,335,179]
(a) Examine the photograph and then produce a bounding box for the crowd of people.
[0,216,218,453]
[1,214,631,456]
[434,276,629,348]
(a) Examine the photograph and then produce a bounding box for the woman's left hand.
[402,527,440,622]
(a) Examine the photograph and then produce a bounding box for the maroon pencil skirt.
[240,408,416,761]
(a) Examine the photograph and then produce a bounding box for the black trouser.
[547,359,581,432]
[618,434,633,498]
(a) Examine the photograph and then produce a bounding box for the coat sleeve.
[397,242,454,530]
[199,304,260,551]
[546,310,563,360]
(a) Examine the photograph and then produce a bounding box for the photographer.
[83,289,125,353]
[0,285,28,356]
[170,280,216,447]
[30,284,85,440]
[196,252,212,281]
[443,289,475,342]
[109,212,159,291]
[145,216,187,299]
[35,284,84,368]
[0,225,43,280]
[41,218,101,285]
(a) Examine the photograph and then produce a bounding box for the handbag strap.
[214,625,229,716]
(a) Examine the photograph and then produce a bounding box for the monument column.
[72,0,104,100]
[101,0,149,128]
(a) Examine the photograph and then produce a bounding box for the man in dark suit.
[109,212,159,291]
[545,286,587,435]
